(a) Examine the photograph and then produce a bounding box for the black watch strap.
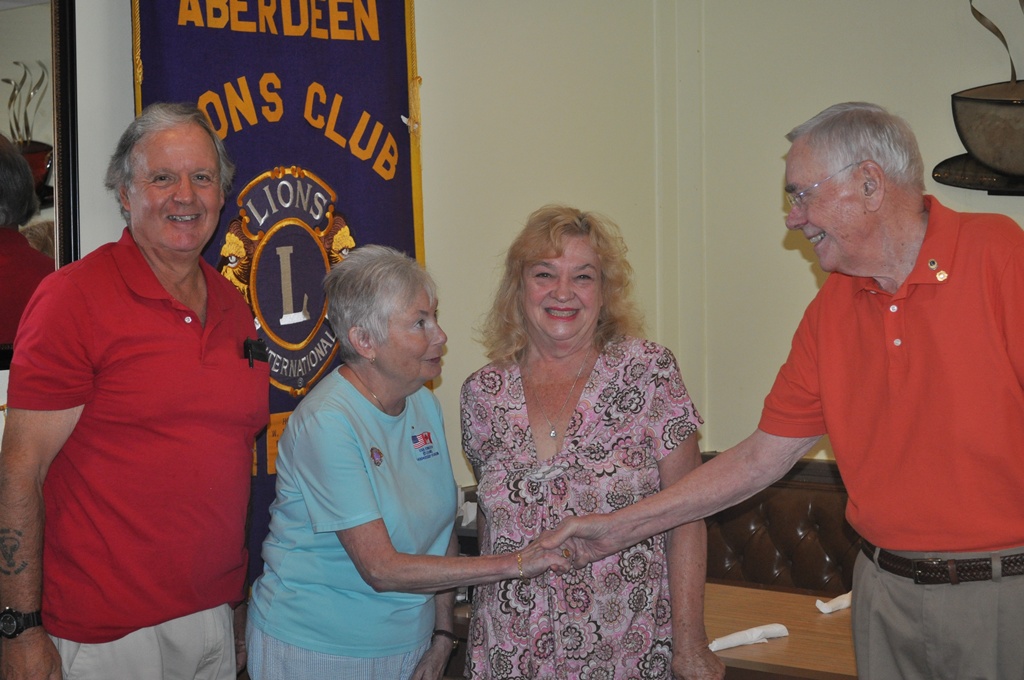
[22,610,42,630]
[431,628,459,652]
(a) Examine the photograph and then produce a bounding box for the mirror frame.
[53,0,80,269]
[1,0,78,371]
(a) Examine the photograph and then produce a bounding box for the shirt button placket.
[884,298,907,370]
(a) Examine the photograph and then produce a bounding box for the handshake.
[514,514,623,578]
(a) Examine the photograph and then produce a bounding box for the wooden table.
[704,583,856,680]
[450,584,855,679]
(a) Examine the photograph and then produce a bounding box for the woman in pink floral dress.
[459,205,724,680]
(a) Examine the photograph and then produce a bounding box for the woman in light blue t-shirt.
[247,245,569,680]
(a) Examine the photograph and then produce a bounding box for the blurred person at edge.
[543,103,1024,680]
[460,205,724,679]
[0,133,52,345]
[0,102,269,679]
[20,220,55,259]
[246,244,570,680]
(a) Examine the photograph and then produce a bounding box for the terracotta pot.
[16,140,53,194]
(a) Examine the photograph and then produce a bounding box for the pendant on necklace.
[549,428,557,438]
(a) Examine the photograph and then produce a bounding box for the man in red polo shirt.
[0,134,53,345]
[0,104,269,680]
[544,102,1024,680]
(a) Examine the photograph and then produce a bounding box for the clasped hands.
[516,514,618,577]
[516,516,727,680]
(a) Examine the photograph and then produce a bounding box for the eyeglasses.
[786,161,864,209]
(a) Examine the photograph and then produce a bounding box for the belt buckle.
[911,558,946,584]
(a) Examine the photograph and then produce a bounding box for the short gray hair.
[0,134,39,227]
[104,102,235,221]
[324,244,437,364]
[787,102,925,193]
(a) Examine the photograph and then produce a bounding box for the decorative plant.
[2,60,48,145]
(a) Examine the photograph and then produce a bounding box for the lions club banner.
[132,0,423,580]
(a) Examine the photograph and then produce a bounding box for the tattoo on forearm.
[0,529,28,575]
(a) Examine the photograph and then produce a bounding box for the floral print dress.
[459,337,703,679]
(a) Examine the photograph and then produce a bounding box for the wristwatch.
[0,608,42,639]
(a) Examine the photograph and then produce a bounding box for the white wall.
[11,0,1024,486]
[73,0,134,253]
[416,1,703,483]
[701,0,1024,457]
[417,0,1024,474]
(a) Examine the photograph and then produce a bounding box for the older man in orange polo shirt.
[544,102,1024,680]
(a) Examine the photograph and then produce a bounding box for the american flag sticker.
[411,431,438,461]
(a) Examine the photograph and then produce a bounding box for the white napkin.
[708,623,789,651]
[458,501,477,528]
[815,591,852,614]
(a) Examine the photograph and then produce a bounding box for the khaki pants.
[53,604,235,680]
[852,548,1024,680]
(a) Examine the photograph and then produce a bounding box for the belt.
[861,540,1024,585]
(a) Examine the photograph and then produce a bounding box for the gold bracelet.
[516,552,526,580]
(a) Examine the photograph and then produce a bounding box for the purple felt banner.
[132,0,422,583]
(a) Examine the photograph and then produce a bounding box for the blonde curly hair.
[480,204,644,364]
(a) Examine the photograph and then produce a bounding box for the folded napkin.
[458,501,478,528]
[815,591,852,614]
[708,623,789,651]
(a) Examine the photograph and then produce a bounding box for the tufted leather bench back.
[703,457,862,597]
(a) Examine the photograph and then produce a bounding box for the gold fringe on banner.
[406,0,426,266]
[131,0,143,115]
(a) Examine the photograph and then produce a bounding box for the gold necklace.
[346,366,387,413]
[525,348,591,439]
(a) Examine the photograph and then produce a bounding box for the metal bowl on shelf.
[952,81,1024,177]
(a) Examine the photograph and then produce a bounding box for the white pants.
[52,604,235,680]
[246,624,430,680]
